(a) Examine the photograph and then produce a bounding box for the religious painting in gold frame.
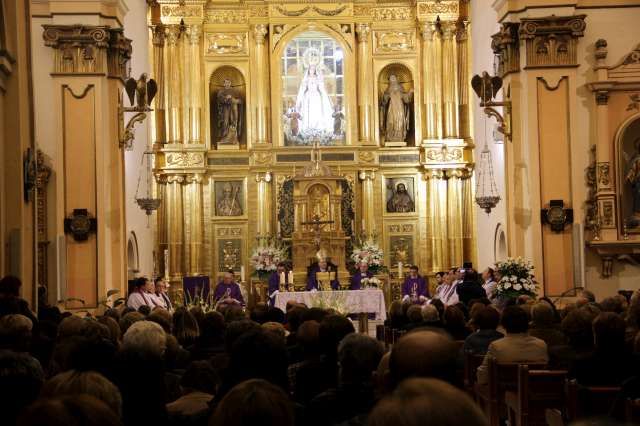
[217,239,242,274]
[212,178,247,219]
[389,235,414,268]
[384,176,416,215]
[616,116,640,233]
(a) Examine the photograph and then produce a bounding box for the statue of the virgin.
[295,48,333,134]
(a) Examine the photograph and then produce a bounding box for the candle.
[398,261,403,279]
[164,249,169,279]
[361,218,365,232]
[288,271,293,286]
[240,266,245,283]
[280,272,285,285]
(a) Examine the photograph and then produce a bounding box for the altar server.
[213,271,245,306]
[350,261,373,290]
[154,277,173,311]
[307,256,340,291]
[401,265,429,303]
[434,268,460,306]
[127,277,157,310]
[268,262,291,306]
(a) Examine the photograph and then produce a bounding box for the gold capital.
[355,23,370,43]
[252,24,268,44]
[420,22,438,41]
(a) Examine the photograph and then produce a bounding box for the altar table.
[274,289,387,321]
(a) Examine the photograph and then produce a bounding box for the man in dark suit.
[456,269,486,307]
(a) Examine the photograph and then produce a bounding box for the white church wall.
[470,0,506,272]
[123,0,154,279]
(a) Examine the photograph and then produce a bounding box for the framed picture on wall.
[384,176,416,214]
[213,180,246,218]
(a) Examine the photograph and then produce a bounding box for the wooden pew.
[504,365,567,426]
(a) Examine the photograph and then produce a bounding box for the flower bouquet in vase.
[494,257,538,301]
[361,276,381,289]
[250,236,288,281]
[350,235,387,275]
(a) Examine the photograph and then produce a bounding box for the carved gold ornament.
[166,152,205,168]
[205,9,248,24]
[418,1,459,21]
[372,7,414,21]
[161,5,202,18]
[374,31,416,54]
[206,33,247,56]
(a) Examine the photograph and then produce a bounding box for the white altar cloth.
[274,289,387,321]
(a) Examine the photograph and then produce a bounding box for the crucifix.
[301,213,334,249]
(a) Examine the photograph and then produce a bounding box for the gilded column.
[151,24,166,144]
[255,172,273,236]
[421,22,442,140]
[167,174,185,279]
[186,25,202,144]
[457,21,470,139]
[156,175,168,275]
[358,170,376,234]
[462,173,475,263]
[165,25,182,144]
[441,21,459,139]
[446,169,467,266]
[252,24,268,144]
[426,170,448,271]
[186,174,204,275]
[356,24,372,144]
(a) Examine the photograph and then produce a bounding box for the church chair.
[474,357,547,426]
[504,365,567,426]
[545,409,564,426]
[625,398,640,422]
[565,379,622,420]
[463,353,485,397]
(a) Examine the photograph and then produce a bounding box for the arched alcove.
[616,114,640,231]
[127,232,139,280]
[377,63,415,146]
[494,223,507,263]
[209,66,246,149]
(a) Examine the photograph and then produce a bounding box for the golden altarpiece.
[148,0,476,302]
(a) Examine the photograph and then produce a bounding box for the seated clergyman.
[402,265,429,304]
[213,271,245,306]
[350,261,373,290]
[306,257,340,291]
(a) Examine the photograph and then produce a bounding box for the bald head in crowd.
[389,330,458,388]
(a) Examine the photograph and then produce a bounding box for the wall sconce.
[471,71,512,142]
[119,73,157,150]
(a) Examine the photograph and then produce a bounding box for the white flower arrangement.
[250,239,288,279]
[494,257,537,299]
[351,237,385,274]
[361,276,381,289]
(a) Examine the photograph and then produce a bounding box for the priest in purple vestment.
[213,271,245,306]
[350,262,373,290]
[307,258,340,291]
[401,265,429,303]
[268,262,291,306]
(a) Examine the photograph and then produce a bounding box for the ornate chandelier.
[135,150,161,220]
[475,120,501,214]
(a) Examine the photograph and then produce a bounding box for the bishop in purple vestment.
[213,271,245,306]
[401,265,429,302]
[268,263,291,306]
[307,259,340,291]
[350,262,373,290]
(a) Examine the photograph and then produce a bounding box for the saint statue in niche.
[217,182,242,216]
[387,182,415,213]
[295,48,334,134]
[625,137,640,226]
[308,185,330,221]
[216,79,243,146]
[379,74,414,142]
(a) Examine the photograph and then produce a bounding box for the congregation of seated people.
[2,269,640,426]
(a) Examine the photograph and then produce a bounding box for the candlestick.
[240,266,245,283]
[288,271,293,288]
[279,272,285,285]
